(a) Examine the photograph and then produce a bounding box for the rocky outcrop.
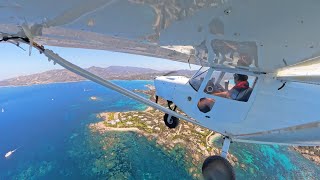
[292,146,320,165]
[90,109,239,179]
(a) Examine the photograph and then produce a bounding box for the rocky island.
[89,86,241,178]
[90,110,240,178]
[89,84,320,177]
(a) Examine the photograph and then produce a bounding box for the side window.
[189,67,209,91]
[211,39,258,69]
[197,97,215,113]
[204,72,257,102]
[203,71,228,94]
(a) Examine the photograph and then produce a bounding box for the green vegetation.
[108,112,114,121]
[91,108,240,179]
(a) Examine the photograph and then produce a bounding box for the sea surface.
[0,81,319,179]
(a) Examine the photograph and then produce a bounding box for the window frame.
[189,67,209,91]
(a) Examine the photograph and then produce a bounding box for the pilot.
[198,73,251,113]
[214,73,250,101]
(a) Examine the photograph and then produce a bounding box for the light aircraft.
[4,147,20,159]
[1,0,320,179]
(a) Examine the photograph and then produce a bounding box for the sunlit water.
[0,81,319,179]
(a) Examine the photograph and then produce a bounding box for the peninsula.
[89,86,240,178]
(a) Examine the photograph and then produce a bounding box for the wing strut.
[29,43,211,130]
[0,33,225,136]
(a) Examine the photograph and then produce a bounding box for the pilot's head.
[233,73,248,84]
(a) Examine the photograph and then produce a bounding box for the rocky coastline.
[89,84,320,178]
[88,85,241,178]
[292,146,320,165]
[89,109,239,179]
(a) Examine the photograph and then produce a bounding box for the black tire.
[163,113,179,129]
[202,155,235,180]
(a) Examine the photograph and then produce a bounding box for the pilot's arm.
[213,91,230,98]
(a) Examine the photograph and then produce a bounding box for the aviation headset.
[233,74,248,81]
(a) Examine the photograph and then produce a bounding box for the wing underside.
[1,0,320,72]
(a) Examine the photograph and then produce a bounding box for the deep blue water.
[0,81,319,179]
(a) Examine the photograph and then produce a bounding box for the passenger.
[214,74,249,100]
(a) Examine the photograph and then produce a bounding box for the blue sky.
[0,43,198,80]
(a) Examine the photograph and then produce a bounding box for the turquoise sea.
[0,81,319,179]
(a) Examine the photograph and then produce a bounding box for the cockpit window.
[203,71,257,102]
[189,67,209,91]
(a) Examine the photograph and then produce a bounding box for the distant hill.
[0,66,196,87]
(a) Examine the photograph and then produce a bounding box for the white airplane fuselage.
[155,68,320,146]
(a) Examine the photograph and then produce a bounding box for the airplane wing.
[2,0,320,147]
[2,0,320,73]
[0,24,199,65]
[277,55,320,85]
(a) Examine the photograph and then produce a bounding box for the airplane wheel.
[202,155,235,180]
[163,113,179,129]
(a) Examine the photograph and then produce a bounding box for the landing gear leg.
[163,103,179,129]
[221,137,231,158]
[202,137,235,180]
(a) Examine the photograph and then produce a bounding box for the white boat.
[5,147,20,159]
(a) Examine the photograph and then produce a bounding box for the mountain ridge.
[0,66,196,87]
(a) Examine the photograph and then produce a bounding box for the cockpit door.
[189,67,259,131]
